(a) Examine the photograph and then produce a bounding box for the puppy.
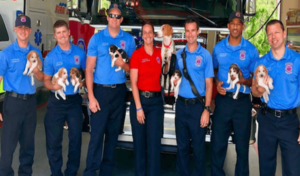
[52,67,69,100]
[226,64,246,99]
[170,70,182,100]
[23,50,43,85]
[70,67,82,93]
[156,24,176,89]
[254,65,274,103]
[109,45,129,72]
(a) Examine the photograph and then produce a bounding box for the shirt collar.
[104,26,124,38]
[56,42,73,55]
[13,39,31,52]
[225,35,246,51]
[268,45,290,61]
[185,42,202,54]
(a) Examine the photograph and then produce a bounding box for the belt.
[50,92,79,98]
[266,106,297,118]
[139,90,161,98]
[223,92,249,99]
[6,91,34,100]
[94,83,123,88]
[177,95,204,105]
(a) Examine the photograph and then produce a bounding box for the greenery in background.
[243,0,279,55]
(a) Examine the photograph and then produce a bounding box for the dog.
[23,50,43,85]
[109,45,128,72]
[170,70,182,100]
[254,64,274,103]
[156,24,176,90]
[70,67,82,93]
[226,64,246,99]
[52,67,69,100]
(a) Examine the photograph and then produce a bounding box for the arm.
[113,51,130,73]
[238,72,253,87]
[251,78,265,97]
[43,75,62,91]
[32,66,44,82]
[79,69,86,88]
[130,69,145,124]
[200,77,213,128]
[214,68,226,95]
[86,56,100,112]
[0,76,2,121]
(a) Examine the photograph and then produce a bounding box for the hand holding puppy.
[216,80,226,95]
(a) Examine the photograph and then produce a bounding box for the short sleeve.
[204,52,214,78]
[87,34,98,57]
[212,47,219,69]
[0,52,8,76]
[249,47,259,73]
[129,50,139,69]
[43,55,54,76]
[127,36,136,58]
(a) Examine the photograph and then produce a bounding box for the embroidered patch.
[56,62,63,66]
[195,56,202,67]
[74,55,79,65]
[236,12,241,17]
[240,50,246,60]
[219,53,227,57]
[156,57,160,64]
[141,58,150,63]
[20,16,26,22]
[120,40,126,49]
[12,59,20,63]
[285,63,293,74]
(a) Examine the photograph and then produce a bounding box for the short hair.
[141,22,154,35]
[265,19,285,33]
[184,18,200,29]
[53,20,69,32]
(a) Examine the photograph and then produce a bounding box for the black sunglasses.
[108,14,122,19]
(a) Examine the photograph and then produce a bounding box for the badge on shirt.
[56,62,63,66]
[120,40,126,49]
[285,63,293,74]
[195,56,202,67]
[12,59,20,63]
[74,55,80,65]
[240,50,246,61]
[156,57,160,64]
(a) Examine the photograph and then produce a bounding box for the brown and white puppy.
[23,50,43,85]
[170,70,182,100]
[157,24,176,90]
[109,45,128,72]
[52,67,69,100]
[70,67,82,93]
[254,65,274,103]
[226,64,246,99]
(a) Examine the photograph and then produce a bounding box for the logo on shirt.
[156,57,160,64]
[102,42,108,46]
[142,58,150,63]
[285,63,293,74]
[195,56,202,67]
[120,40,126,49]
[74,55,80,65]
[56,62,63,66]
[219,53,227,57]
[12,59,20,63]
[240,50,246,61]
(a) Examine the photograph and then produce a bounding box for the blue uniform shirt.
[0,40,44,94]
[213,36,259,94]
[254,47,300,109]
[176,43,214,98]
[87,27,136,84]
[44,43,86,95]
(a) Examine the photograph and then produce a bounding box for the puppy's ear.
[27,51,32,61]
[263,65,268,75]
[254,66,259,77]
[165,25,173,36]
[58,68,63,78]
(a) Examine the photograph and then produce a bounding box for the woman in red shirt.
[129,22,164,176]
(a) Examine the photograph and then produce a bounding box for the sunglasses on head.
[108,14,122,19]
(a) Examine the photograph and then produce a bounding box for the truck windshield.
[91,0,237,27]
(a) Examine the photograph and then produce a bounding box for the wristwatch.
[204,106,212,113]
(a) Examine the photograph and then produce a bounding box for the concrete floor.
[0,106,283,176]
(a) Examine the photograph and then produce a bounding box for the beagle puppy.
[170,69,182,100]
[52,67,69,100]
[157,24,176,90]
[70,67,82,93]
[226,64,246,99]
[109,45,128,72]
[254,64,274,103]
[23,50,43,85]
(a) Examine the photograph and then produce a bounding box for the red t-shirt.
[130,46,162,91]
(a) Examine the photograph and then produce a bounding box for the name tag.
[141,58,150,63]
[12,59,20,63]
[56,62,63,66]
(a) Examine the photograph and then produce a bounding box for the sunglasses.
[108,14,122,19]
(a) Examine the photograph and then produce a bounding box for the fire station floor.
[0,106,284,176]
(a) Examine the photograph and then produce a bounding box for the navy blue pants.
[44,93,83,176]
[175,99,207,176]
[83,83,126,176]
[257,109,300,176]
[0,94,36,176]
[130,95,164,176]
[211,94,252,176]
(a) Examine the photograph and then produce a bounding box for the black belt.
[178,95,205,105]
[223,92,249,99]
[6,91,34,100]
[94,83,123,88]
[139,90,161,98]
[266,106,297,118]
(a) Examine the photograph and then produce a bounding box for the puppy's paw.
[269,84,274,90]
[23,71,27,75]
